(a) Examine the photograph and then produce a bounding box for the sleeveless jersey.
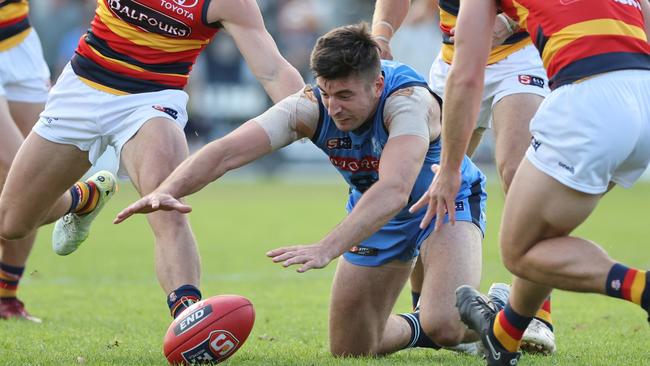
[500,0,650,89]
[438,0,530,64]
[0,0,30,51]
[72,0,221,94]
[311,60,483,220]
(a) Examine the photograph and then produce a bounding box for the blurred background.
[29,0,615,180]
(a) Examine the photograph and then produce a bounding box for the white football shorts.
[429,44,549,129]
[0,29,50,103]
[526,69,650,194]
[33,63,189,178]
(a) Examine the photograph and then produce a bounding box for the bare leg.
[0,131,88,241]
[329,257,413,356]
[492,93,543,193]
[120,117,200,293]
[418,221,482,346]
[0,100,45,266]
[500,159,613,316]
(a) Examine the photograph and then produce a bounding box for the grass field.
[2,179,649,365]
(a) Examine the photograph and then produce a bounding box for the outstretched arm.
[208,0,304,103]
[114,88,319,223]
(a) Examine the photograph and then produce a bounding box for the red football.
[163,295,255,365]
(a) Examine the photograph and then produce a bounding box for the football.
[163,295,255,365]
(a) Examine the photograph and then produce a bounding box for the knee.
[497,159,519,193]
[500,247,526,277]
[421,316,464,347]
[0,213,33,241]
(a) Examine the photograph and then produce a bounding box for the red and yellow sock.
[68,181,99,215]
[490,303,533,353]
[606,263,650,311]
[0,262,24,299]
[534,296,553,331]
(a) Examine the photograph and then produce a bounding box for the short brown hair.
[310,22,381,81]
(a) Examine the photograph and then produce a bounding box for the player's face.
[317,73,384,132]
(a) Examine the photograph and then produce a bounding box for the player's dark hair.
[310,22,381,82]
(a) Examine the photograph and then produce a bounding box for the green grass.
[2,179,649,365]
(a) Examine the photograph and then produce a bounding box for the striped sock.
[68,181,99,215]
[490,303,533,353]
[167,284,202,318]
[411,291,420,311]
[397,312,440,349]
[605,263,650,312]
[0,262,24,299]
[534,296,553,331]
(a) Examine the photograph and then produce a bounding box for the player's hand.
[408,164,462,231]
[266,243,336,273]
[113,192,192,224]
[448,13,517,49]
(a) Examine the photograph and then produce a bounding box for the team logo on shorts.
[349,246,378,256]
[531,137,542,151]
[455,201,465,212]
[153,105,179,119]
[518,75,545,88]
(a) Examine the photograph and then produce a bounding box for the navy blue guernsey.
[311,60,483,220]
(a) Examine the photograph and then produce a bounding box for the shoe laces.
[472,295,498,321]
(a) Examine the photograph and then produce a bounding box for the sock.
[167,284,202,318]
[68,181,99,215]
[605,263,650,312]
[411,291,420,311]
[533,296,553,331]
[398,312,440,349]
[490,302,533,353]
[0,262,24,299]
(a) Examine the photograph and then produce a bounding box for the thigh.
[418,221,482,331]
[329,257,412,355]
[0,132,90,231]
[8,100,44,137]
[501,159,601,260]
[0,97,23,176]
[120,117,189,195]
[492,93,542,164]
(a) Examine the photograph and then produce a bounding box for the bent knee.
[0,217,34,241]
[421,318,464,347]
[497,161,519,192]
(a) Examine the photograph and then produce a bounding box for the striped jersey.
[0,0,30,51]
[72,0,222,95]
[438,0,530,64]
[500,0,650,89]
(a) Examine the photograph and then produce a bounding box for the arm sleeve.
[384,86,438,142]
[253,86,320,150]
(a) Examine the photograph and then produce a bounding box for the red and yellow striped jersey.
[500,0,650,89]
[0,0,30,51]
[438,0,531,64]
[72,0,221,95]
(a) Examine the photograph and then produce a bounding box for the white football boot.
[521,318,556,355]
[52,170,117,255]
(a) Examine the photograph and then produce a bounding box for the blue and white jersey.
[311,60,484,220]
